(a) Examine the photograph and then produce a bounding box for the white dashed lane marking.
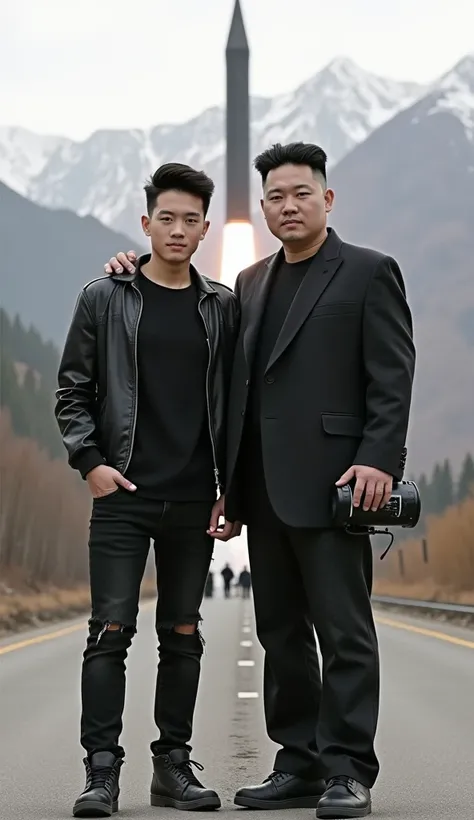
[238,614,258,699]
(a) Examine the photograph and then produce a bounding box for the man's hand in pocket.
[86,465,137,499]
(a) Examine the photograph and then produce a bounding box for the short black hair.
[253,142,327,186]
[144,162,215,216]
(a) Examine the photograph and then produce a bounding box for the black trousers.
[244,450,380,789]
[81,490,214,760]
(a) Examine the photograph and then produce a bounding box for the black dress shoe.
[316,776,371,818]
[234,771,326,809]
[73,751,123,817]
[150,748,221,811]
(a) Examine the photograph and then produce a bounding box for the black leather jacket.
[55,260,239,492]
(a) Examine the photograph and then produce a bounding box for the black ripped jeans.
[81,489,214,760]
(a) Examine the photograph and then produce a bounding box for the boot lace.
[89,765,114,791]
[170,759,205,788]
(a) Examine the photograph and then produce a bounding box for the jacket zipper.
[122,283,143,474]
[198,294,221,492]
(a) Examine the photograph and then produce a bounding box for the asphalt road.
[1,595,473,820]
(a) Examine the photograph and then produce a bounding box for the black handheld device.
[331,480,421,558]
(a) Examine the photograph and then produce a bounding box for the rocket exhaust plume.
[220,0,255,289]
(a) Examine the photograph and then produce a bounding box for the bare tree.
[0,410,90,586]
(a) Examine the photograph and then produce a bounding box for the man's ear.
[200,219,210,241]
[141,214,150,236]
[324,188,335,214]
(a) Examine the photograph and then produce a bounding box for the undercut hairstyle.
[144,163,215,216]
[253,142,327,187]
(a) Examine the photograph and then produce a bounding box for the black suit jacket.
[225,228,416,528]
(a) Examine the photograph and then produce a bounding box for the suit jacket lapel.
[265,229,343,374]
[243,249,282,367]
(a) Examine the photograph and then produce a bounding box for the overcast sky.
[2,0,473,140]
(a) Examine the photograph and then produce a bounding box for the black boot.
[316,776,371,818]
[234,771,326,809]
[150,749,220,811]
[73,752,123,817]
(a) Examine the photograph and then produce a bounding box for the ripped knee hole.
[173,624,197,635]
[92,620,136,644]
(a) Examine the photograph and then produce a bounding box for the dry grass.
[0,412,158,635]
[0,570,157,636]
[373,579,474,605]
[0,410,91,585]
[374,494,474,603]
[0,584,92,634]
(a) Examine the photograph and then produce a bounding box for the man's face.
[261,164,334,246]
[141,190,209,263]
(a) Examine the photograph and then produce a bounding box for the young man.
[104,142,415,819]
[55,163,239,817]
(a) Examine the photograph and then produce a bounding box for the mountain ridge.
[0,56,425,254]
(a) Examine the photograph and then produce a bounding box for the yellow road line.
[375,615,474,649]
[0,623,85,655]
[0,600,156,656]
[2,607,473,657]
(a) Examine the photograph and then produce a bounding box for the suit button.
[245,380,249,387]
[241,410,245,416]
[265,375,275,384]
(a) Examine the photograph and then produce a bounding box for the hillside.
[0,307,64,458]
[328,55,474,473]
[0,182,144,344]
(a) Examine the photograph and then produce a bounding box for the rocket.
[225,0,250,223]
[220,0,254,288]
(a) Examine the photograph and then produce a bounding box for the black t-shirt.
[124,271,216,501]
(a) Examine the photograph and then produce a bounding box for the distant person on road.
[204,571,214,598]
[55,163,240,817]
[221,563,234,598]
[238,566,251,598]
[103,141,415,819]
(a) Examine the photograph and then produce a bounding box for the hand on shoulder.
[104,250,137,275]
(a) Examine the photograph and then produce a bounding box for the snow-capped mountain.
[424,53,474,138]
[0,58,424,245]
[257,57,423,160]
[330,52,474,259]
[0,127,70,196]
